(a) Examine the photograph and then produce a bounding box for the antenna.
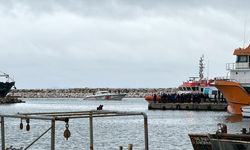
[199,55,204,80]
[207,59,209,80]
[243,19,247,48]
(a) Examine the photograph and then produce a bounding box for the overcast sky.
[0,0,249,89]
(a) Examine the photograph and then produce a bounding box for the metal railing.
[226,62,250,70]
[213,76,250,85]
[214,76,230,81]
[0,110,149,150]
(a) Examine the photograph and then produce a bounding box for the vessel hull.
[213,80,250,115]
[84,94,126,101]
[190,133,250,150]
[0,82,15,97]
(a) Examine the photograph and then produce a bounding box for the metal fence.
[0,110,149,150]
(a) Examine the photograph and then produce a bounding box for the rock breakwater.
[11,88,177,98]
[0,96,24,104]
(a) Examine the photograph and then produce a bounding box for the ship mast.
[199,55,204,80]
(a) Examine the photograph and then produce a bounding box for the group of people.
[153,92,226,104]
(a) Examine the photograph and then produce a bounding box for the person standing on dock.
[153,94,157,103]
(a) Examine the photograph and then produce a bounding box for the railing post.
[89,113,94,150]
[143,113,149,150]
[51,119,55,150]
[1,117,5,150]
[128,144,133,150]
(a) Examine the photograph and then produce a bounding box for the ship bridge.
[227,44,250,84]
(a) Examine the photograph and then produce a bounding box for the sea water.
[0,98,249,150]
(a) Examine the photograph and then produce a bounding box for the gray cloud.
[0,0,249,88]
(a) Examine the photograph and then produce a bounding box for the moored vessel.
[0,71,15,97]
[145,55,220,103]
[189,123,250,150]
[84,91,126,100]
[213,44,250,115]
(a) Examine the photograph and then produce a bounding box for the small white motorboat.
[83,91,126,100]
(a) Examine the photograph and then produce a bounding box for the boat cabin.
[227,45,250,85]
[96,91,110,95]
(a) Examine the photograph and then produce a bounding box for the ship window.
[243,87,250,95]
[237,55,248,62]
[192,87,196,91]
[212,90,217,95]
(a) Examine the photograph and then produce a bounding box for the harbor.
[1,1,250,149]
[0,109,149,150]
[0,98,240,150]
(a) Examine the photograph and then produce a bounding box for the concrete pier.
[148,102,227,111]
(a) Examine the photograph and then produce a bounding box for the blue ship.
[0,72,15,97]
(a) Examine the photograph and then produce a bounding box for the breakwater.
[0,96,24,104]
[11,88,177,98]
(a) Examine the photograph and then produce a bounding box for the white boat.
[241,106,250,117]
[83,91,126,100]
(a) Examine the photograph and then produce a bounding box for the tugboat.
[213,44,250,115]
[0,71,15,97]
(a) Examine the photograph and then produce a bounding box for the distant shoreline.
[11,88,177,98]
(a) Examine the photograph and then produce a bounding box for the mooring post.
[89,112,94,150]
[143,113,149,150]
[119,146,123,150]
[51,119,55,150]
[1,117,5,150]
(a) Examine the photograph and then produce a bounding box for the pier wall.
[148,102,227,111]
[10,88,178,98]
